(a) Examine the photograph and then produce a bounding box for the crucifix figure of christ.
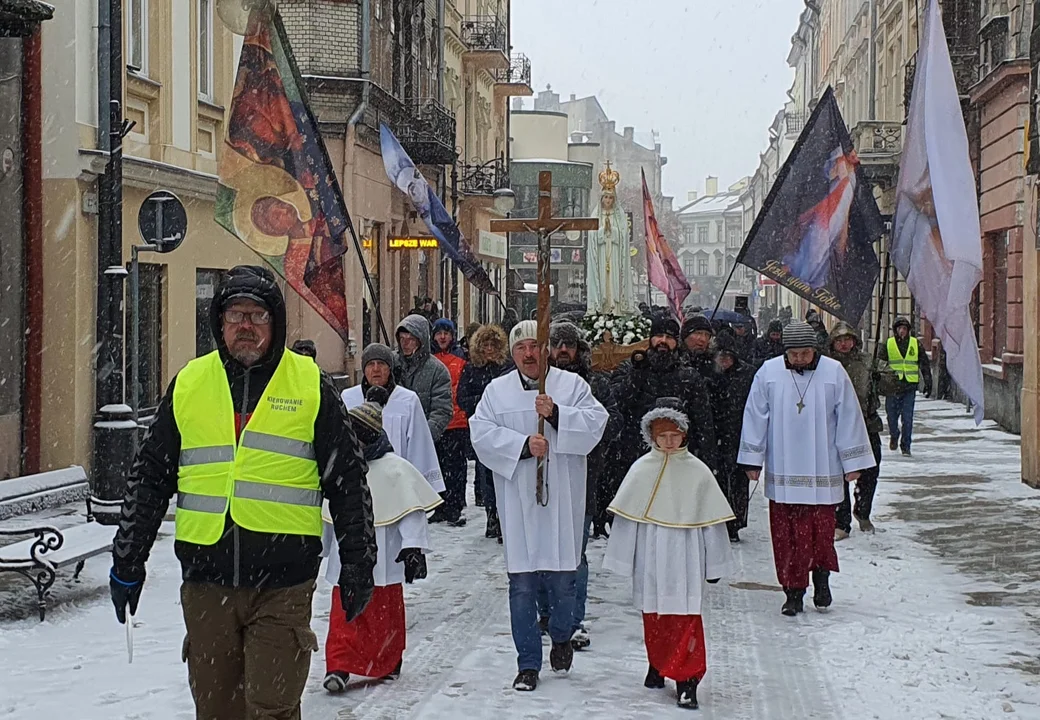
[490,171,599,505]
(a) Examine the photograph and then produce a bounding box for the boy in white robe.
[604,399,735,710]
[737,321,876,616]
[321,386,443,692]
[470,320,608,692]
[343,343,445,493]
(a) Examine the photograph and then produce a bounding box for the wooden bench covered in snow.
[0,469,115,620]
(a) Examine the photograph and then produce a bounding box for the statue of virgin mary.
[586,162,634,315]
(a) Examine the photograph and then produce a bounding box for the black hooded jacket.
[611,345,717,474]
[711,339,757,476]
[753,320,786,365]
[112,266,377,589]
[547,329,623,516]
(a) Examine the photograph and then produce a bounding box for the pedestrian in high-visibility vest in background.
[885,316,932,457]
[109,264,377,720]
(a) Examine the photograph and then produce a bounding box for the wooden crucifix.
[490,171,599,506]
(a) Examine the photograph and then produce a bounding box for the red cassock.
[326,584,407,678]
[768,501,839,589]
[642,613,707,682]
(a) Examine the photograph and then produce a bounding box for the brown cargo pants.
[180,580,318,720]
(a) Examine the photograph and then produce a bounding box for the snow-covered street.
[1,399,1039,719]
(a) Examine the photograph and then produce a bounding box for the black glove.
[109,568,143,624]
[395,548,427,584]
[338,564,375,622]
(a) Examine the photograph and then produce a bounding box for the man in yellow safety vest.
[109,265,377,719]
[885,316,932,457]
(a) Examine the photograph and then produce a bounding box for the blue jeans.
[538,515,592,634]
[509,570,577,671]
[886,390,917,452]
[477,462,496,513]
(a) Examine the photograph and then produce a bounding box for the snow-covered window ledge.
[982,353,1023,381]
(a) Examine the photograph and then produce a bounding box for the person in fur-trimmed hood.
[604,398,735,711]
[457,324,515,541]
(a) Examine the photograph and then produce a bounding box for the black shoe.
[901,448,912,457]
[538,615,550,635]
[382,659,402,680]
[570,626,590,651]
[448,516,467,527]
[322,670,350,693]
[485,511,501,539]
[549,640,574,672]
[855,514,876,534]
[781,588,805,616]
[513,669,539,691]
[644,665,665,689]
[889,437,898,451]
[812,569,832,609]
[676,678,699,709]
[728,526,740,543]
[428,509,448,524]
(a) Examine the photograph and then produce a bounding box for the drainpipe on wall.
[345,0,371,352]
[23,26,44,475]
[438,0,446,104]
[868,0,877,120]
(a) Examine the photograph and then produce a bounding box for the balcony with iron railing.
[784,112,807,137]
[392,98,458,166]
[461,16,510,70]
[850,120,903,188]
[494,54,533,98]
[458,157,510,197]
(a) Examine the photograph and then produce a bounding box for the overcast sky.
[511,0,805,205]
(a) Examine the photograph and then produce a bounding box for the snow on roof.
[678,191,744,216]
[511,158,592,166]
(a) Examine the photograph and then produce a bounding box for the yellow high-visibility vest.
[172,350,322,545]
[886,336,920,383]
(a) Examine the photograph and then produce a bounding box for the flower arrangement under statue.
[580,313,651,371]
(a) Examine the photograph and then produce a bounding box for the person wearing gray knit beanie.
[737,320,876,618]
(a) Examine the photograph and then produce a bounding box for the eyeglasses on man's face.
[223,309,272,326]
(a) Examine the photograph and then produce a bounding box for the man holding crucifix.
[470,321,608,691]
[474,172,606,691]
[737,321,875,617]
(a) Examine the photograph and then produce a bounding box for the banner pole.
[710,259,741,317]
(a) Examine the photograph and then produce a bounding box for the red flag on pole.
[641,169,690,318]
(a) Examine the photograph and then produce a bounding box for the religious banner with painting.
[736,87,883,325]
[215,13,350,340]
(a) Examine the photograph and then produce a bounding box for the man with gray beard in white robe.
[470,320,608,692]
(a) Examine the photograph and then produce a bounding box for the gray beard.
[232,347,263,367]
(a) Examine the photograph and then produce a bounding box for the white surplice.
[322,452,439,587]
[737,355,876,505]
[603,519,733,615]
[343,385,445,493]
[324,510,430,587]
[604,446,735,615]
[470,367,608,574]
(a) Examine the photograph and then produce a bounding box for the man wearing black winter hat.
[109,265,377,719]
[681,315,715,378]
[612,315,717,492]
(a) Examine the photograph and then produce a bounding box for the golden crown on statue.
[599,161,620,194]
